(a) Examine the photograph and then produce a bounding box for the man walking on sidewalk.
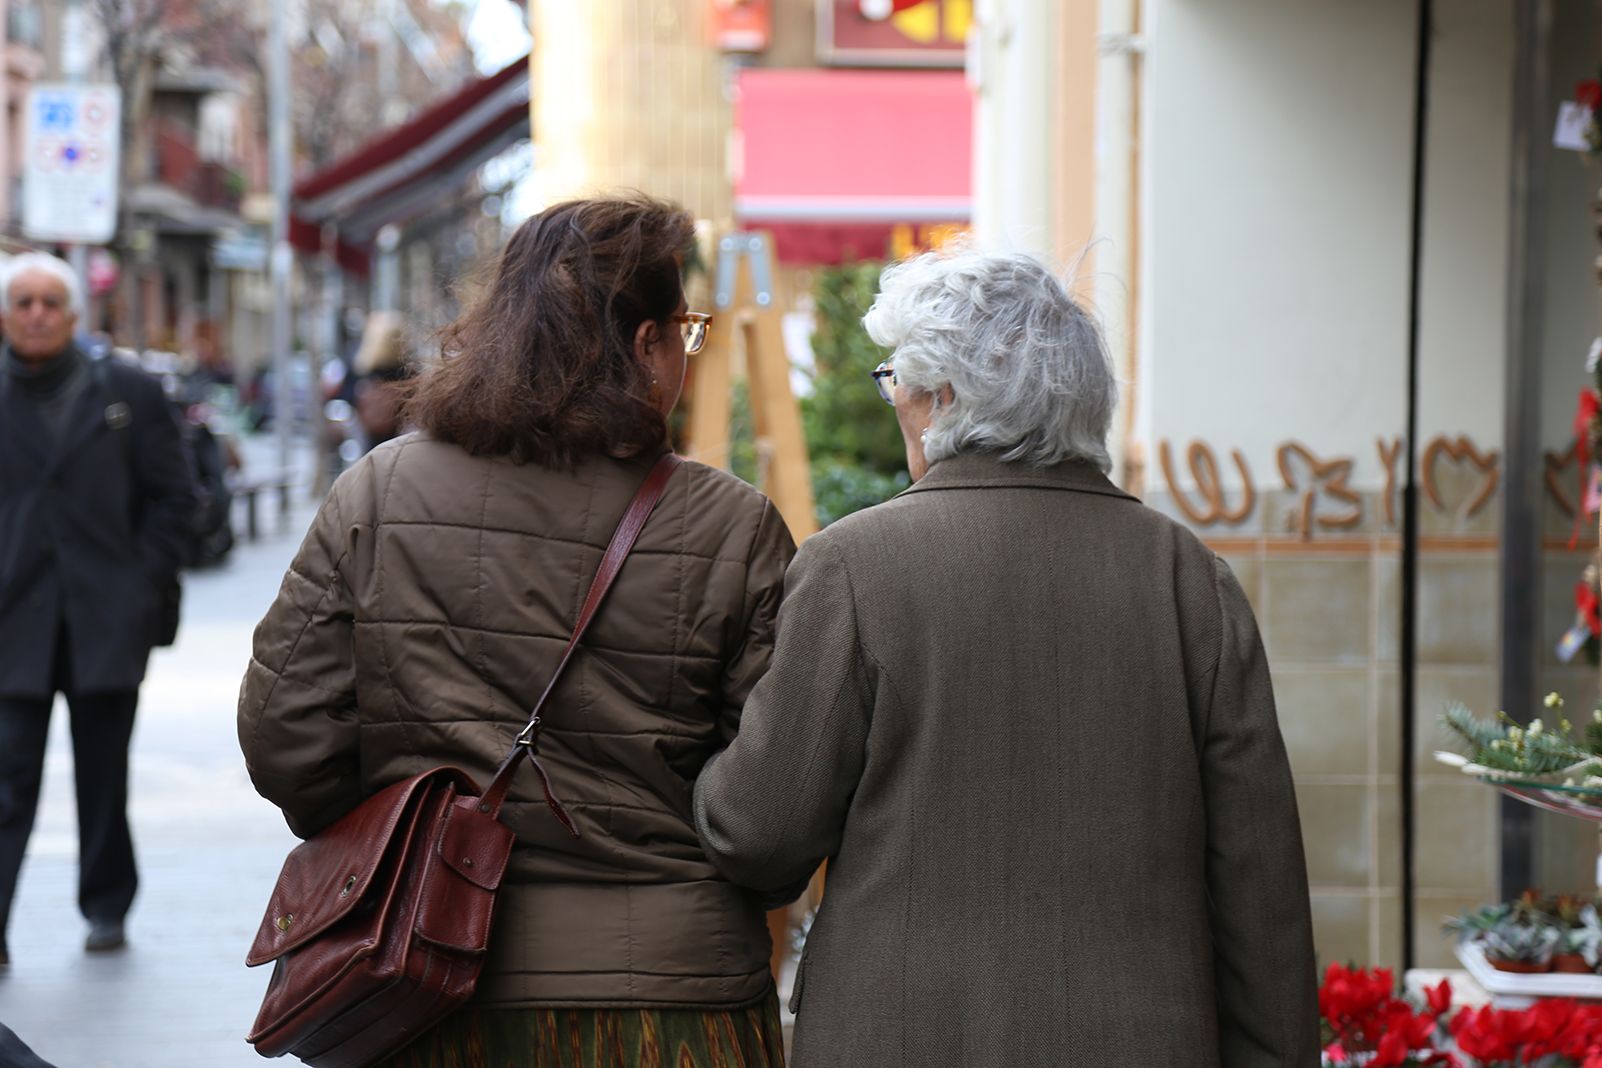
[0,253,194,965]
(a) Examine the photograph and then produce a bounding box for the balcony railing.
[154,118,243,213]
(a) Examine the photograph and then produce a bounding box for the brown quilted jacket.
[238,435,795,1009]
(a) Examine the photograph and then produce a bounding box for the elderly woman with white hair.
[694,250,1318,1067]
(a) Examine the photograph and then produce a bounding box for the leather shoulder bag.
[244,453,683,1067]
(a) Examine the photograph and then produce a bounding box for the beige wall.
[1138,0,1415,495]
[1138,0,1598,971]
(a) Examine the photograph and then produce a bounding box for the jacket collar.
[0,343,112,476]
[896,450,1139,503]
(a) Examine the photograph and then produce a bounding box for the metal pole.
[311,222,338,497]
[373,224,400,312]
[62,0,90,309]
[1399,0,1433,971]
[269,0,294,478]
[1498,0,1553,901]
[0,0,12,236]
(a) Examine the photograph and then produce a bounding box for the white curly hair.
[861,249,1116,472]
[2,252,85,318]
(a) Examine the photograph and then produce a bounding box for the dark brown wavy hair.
[407,195,695,465]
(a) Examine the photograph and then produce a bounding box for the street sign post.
[23,83,121,244]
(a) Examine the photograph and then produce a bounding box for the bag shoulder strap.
[478,452,683,834]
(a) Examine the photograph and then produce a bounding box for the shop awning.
[734,68,971,262]
[290,55,530,273]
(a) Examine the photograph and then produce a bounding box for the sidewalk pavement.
[0,437,315,1068]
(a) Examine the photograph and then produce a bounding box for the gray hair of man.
[862,248,1117,472]
[2,252,85,318]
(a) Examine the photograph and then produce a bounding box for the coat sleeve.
[237,480,362,838]
[716,498,796,746]
[1201,557,1320,1066]
[130,374,196,580]
[694,533,871,894]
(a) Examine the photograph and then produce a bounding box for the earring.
[920,428,928,445]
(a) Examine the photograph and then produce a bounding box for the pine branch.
[1440,702,1505,751]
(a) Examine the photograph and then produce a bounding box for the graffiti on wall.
[1155,435,1559,540]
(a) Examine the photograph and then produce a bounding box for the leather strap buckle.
[514,716,542,752]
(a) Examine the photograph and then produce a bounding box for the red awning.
[290,55,530,273]
[734,68,970,262]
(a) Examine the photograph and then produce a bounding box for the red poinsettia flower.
[1425,979,1452,1018]
[1372,1028,1411,1067]
[1450,1005,1518,1064]
[1320,962,1399,1044]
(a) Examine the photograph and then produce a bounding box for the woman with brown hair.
[239,196,795,1067]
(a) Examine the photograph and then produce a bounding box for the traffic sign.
[23,83,122,244]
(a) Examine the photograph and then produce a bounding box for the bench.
[229,471,296,540]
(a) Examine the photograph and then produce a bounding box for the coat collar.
[896,450,1140,504]
[0,343,114,475]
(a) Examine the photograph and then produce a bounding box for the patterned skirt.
[370,990,786,1068]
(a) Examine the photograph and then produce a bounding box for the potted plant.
[1443,903,1510,944]
[1481,914,1560,973]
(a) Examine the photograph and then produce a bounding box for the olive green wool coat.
[695,451,1319,1068]
[240,437,795,1011]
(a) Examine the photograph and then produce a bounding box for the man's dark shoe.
[0,943,8,967]
[84,920,125,953]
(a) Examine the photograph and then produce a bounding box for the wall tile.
[1276,669,1372,778]
[1415,555,1499,665]
[1377,668,1402,776]
[1300,783,1372,888]
[1219,554,1263,620]
[1263,558,1373,663]
[1535,807,1600,894]
[1312,893,1373,970]
[1375,893,1405,969]
[1414,894,1490,969]
[1415,781,1497,893]
[1377,554,1402,663]
[1376,784,1403,888]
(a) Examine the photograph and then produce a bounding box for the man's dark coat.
[0,351,195,697]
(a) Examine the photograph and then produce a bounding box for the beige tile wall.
[1412,550,1499,966]
[1148,483,1601,970]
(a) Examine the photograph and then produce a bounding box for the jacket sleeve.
[717,498,796,746]
[130,374,196,580]
[1201,557,1320,1066]
[237,481,362,838]
[695,533,870,894]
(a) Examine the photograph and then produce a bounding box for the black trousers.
[0,629,139,942]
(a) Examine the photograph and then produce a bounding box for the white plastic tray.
[1455,940,1602,1008]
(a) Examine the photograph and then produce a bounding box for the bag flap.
[245,767,475,966]
[439,797,516,892]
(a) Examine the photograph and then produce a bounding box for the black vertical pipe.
[1400,0,1432,972]
[1498,0,1553,901]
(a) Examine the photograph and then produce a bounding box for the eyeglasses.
[871,360,897,404]
[673,312,712,355]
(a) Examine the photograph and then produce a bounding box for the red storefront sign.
[818,0,972,67]
[710,0,771,53]
[733,68,971,264]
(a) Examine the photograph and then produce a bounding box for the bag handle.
[477,452,682,836]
